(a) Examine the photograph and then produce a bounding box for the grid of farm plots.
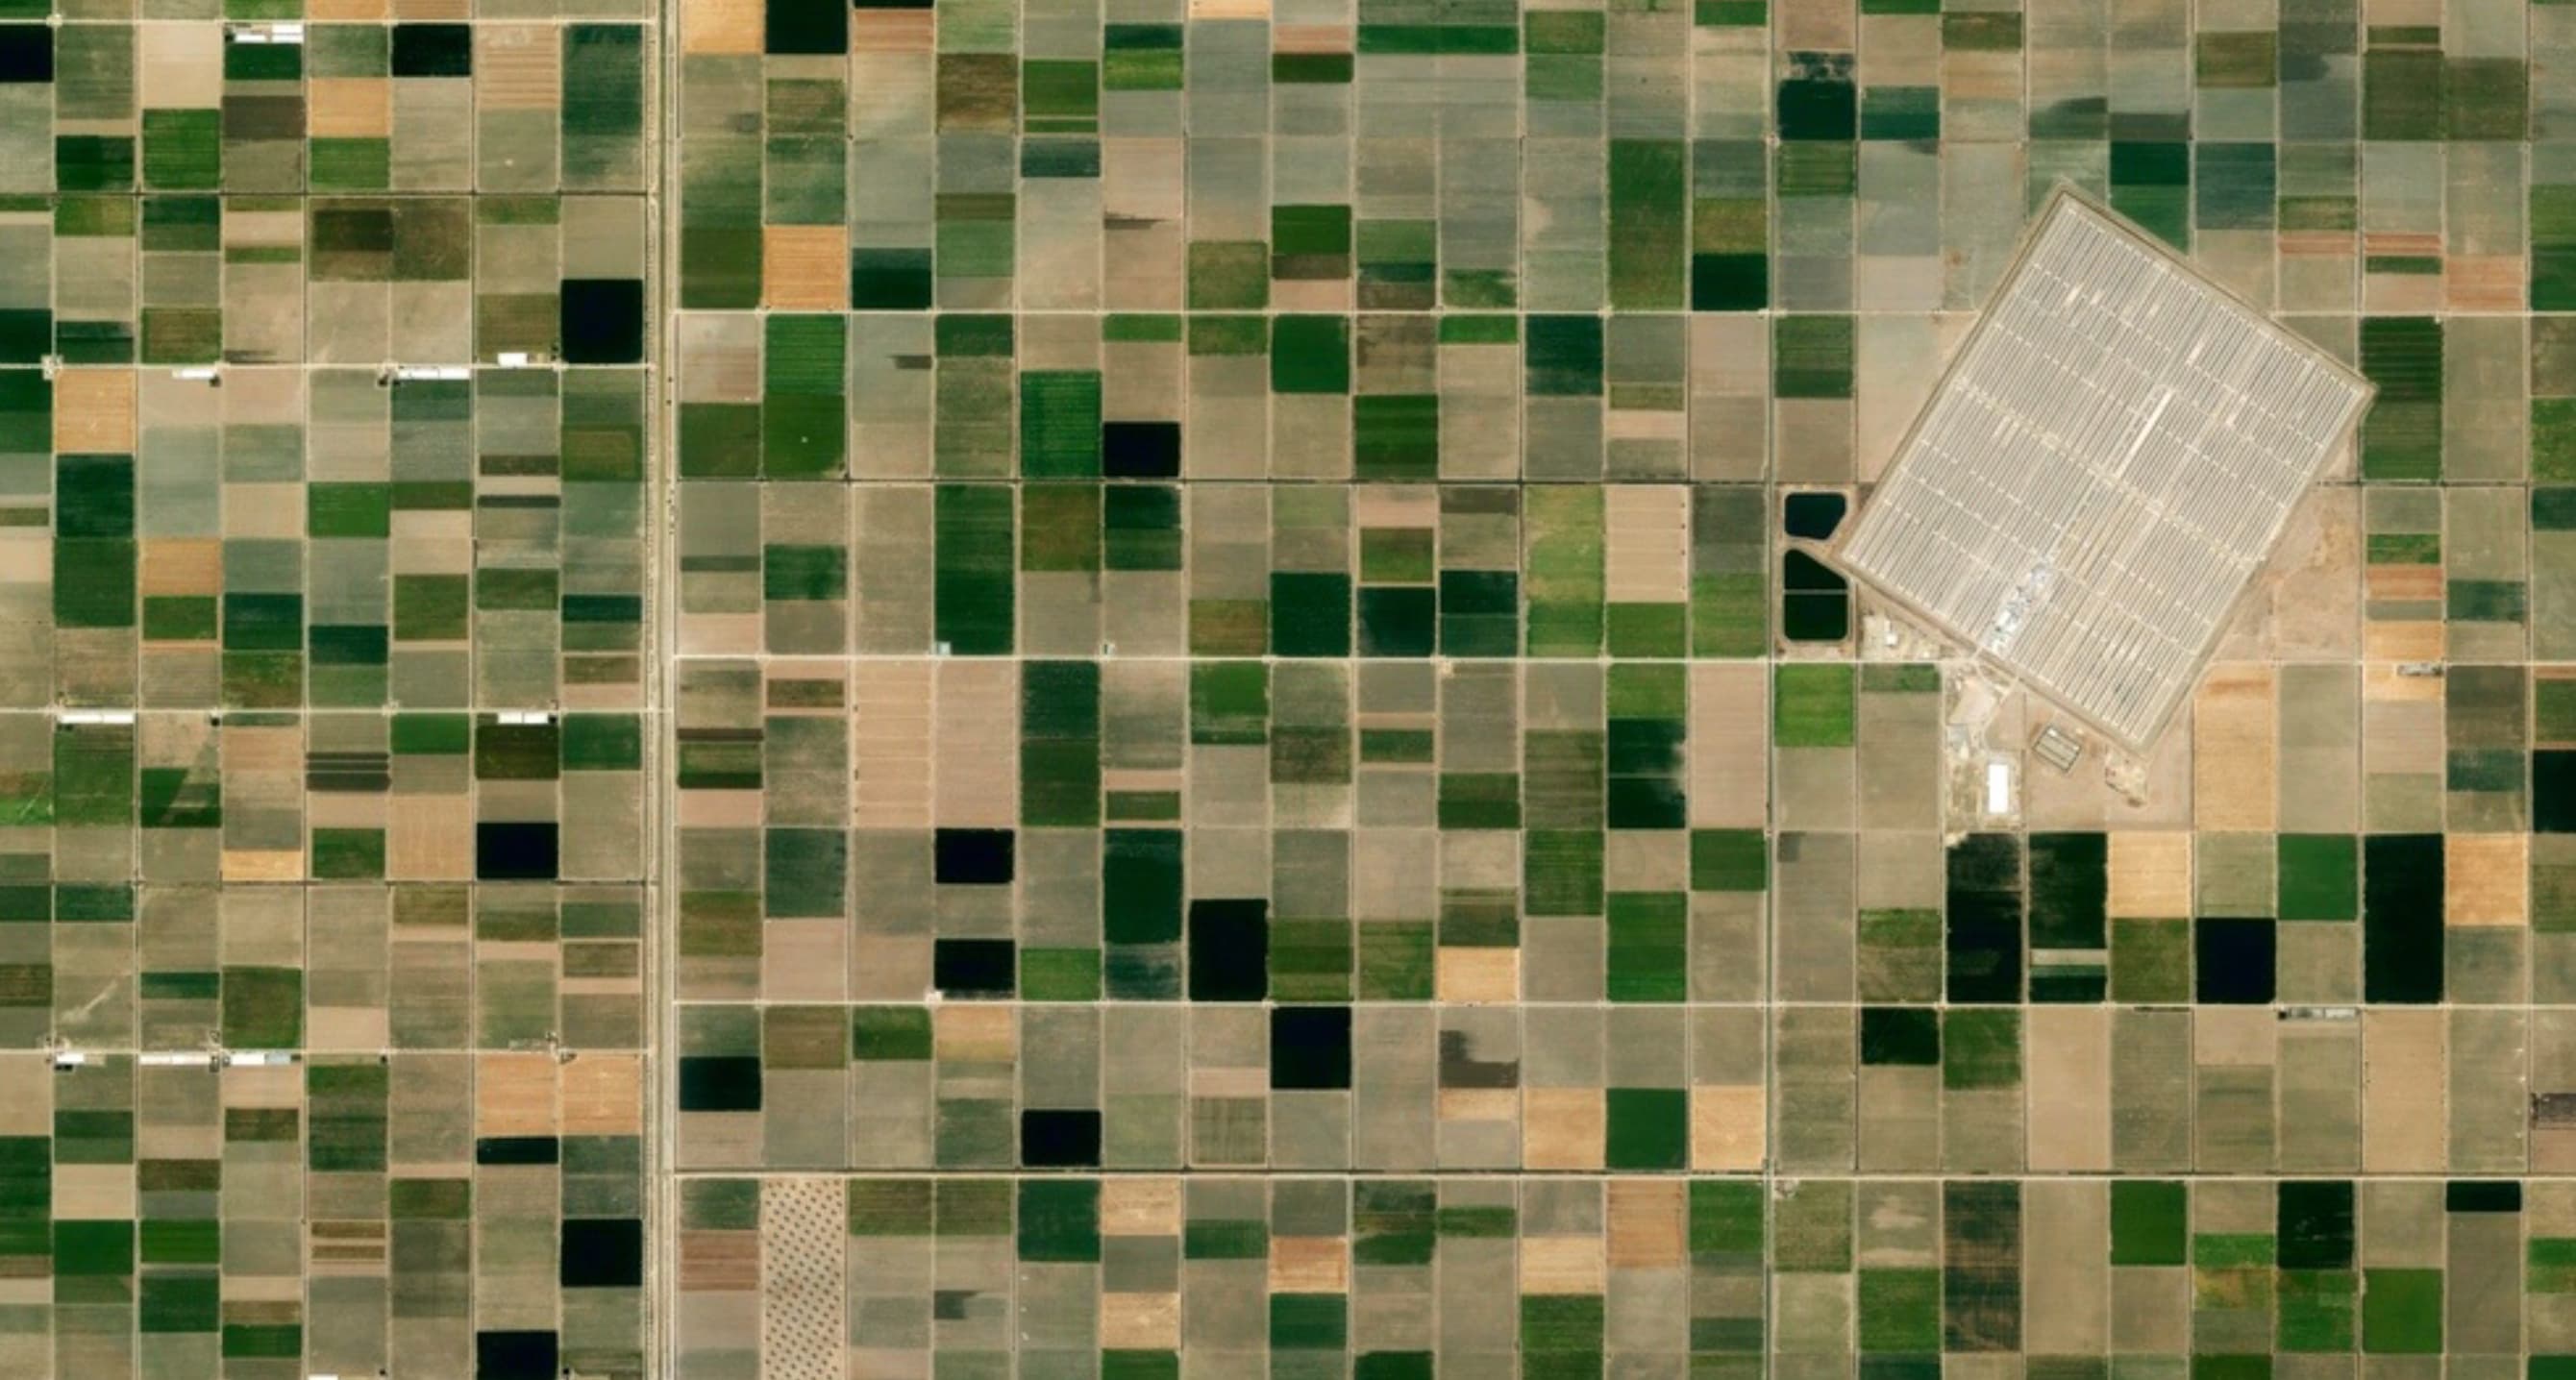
[7,0,2576,1372]
[0,0,658,1374]
[666,0,2576,1373]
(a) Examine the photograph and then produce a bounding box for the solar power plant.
[8,0,2576,1374]
[1839,192,2374,749]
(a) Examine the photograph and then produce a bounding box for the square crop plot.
[1838,189,2373,751]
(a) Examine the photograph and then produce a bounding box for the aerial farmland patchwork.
[0,0,2572,1374]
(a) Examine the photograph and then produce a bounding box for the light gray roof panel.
[1837,191,2375,750]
